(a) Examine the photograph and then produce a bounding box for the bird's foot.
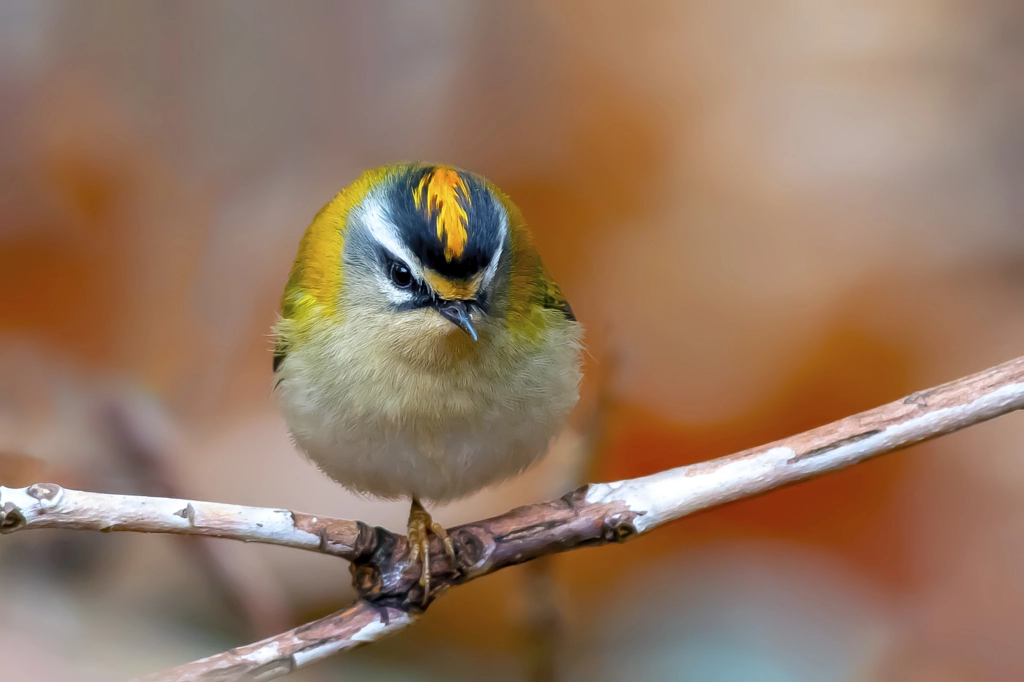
[407,497,456,607]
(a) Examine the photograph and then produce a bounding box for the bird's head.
[281,164,522,360]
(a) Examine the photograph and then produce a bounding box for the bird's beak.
[435,300,478,341]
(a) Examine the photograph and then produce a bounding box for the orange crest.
[413,167,471,261]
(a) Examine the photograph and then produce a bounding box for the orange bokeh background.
[2,2,1023,680]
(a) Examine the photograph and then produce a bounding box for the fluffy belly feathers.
[275,314,582,502]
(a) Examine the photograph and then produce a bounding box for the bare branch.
[586,355,1024,532]
[0,484,369,561]
[133,601,414,682]
[2,356,1023,681]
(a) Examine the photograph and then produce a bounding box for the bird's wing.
[541,273,576,321]
[272,337,288,375]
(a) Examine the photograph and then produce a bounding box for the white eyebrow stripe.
[480,209,507,288]
[359,186,509,297]
[355,193,425,281]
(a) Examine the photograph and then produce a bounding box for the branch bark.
[133,601,413,682]
[2,356,1023,681]
[0,484,367,560]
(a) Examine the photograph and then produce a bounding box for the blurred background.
[1,1,1023,680]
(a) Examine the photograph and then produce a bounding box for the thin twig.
[102,399,294,637]
[522,556,562,682]
[1,356,1022,681]
[521,350,616,682]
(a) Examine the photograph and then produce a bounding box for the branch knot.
[0,502,25,534]
[27,482,61,505]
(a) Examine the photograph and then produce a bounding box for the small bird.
[272,163,583,600]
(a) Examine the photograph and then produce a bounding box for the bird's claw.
[407,498,457,607]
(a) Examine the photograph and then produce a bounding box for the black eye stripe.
[375,247,416,284]
[373,243,489,313]
[377,250,432,304]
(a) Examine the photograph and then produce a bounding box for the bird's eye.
[389,262,413,289]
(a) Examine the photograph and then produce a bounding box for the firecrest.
[272,163,583,600]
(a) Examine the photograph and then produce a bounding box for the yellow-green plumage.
[276,166,388,343]
[273,163,582,503]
